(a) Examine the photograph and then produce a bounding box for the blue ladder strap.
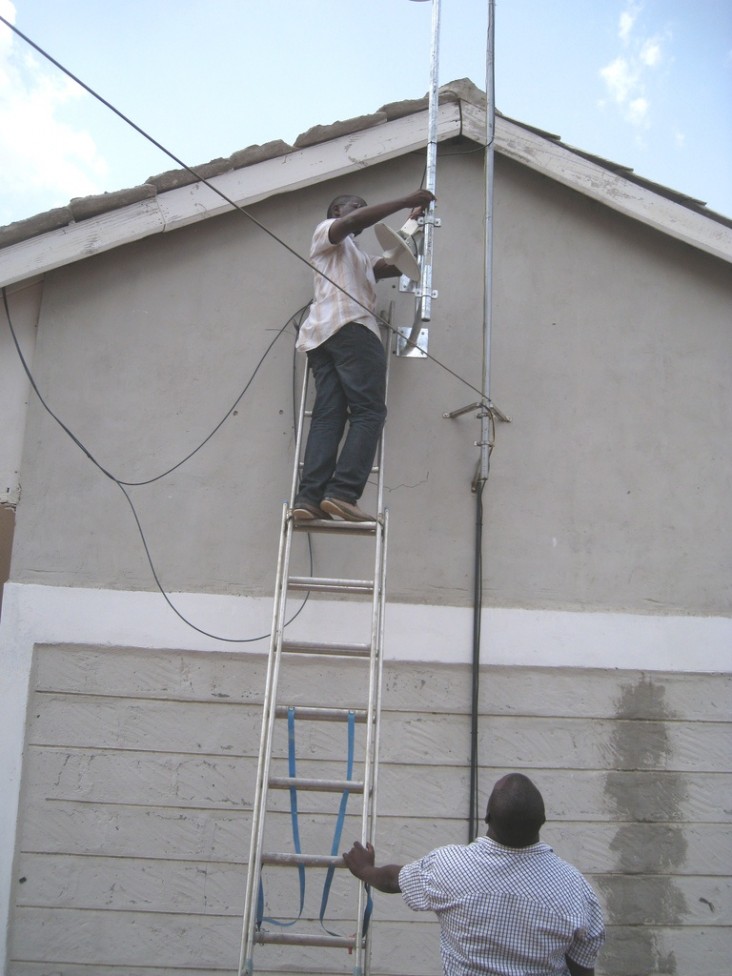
[288,705,307,918]
[319,709,356,934]
[362,883,374,934]
[349,888,375,976]
[256,706,306,927]
[256,878,264,927]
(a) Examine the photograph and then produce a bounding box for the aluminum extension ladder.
[238,333,391,976]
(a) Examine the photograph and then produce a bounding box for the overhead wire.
[0,13,486,404]
[1,288,312,643]
[0,16,494,646]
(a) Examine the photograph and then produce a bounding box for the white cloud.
[600,57,636,105]
[619,7,637,44]
[640,39,662,68]
[598,2,665,130]
[627,97,649,125]
[0,2,108,223]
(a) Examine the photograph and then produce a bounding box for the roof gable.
[1,79,730,288]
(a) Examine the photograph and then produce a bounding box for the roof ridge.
[1,78,729,267]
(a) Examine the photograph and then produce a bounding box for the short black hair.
[486,773,546,848]
[327,194,366,218]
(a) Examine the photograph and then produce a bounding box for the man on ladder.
[293,187,435,523]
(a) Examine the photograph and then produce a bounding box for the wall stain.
[602,675,688,975]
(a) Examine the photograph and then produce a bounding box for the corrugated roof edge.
[1,77,729,251]
[494,110,730,227]
[0,80,476,250]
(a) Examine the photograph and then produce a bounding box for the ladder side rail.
[289,358,311,505]
[238,505,296,976]
[375,328,390,517]
[353,335,391,974]
[368,510,389,851]
[364,328,392,845]
[353,510,388,974]
[241,358,310,973]
[363,510,390,976]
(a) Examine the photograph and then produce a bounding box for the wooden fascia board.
[157,101,461,229]
[463,106,732,265]
[5,95,728,287]
[0,103,462,288]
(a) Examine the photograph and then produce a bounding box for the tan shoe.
[292,500,332,522]
[320,497,375,522]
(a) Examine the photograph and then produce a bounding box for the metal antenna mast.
[418,0,441,323]
[397,0,441,357]
[441,0,510,842]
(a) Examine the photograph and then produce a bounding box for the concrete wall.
[1,280,39,611]
[0,280,39,510]
[7,149,732,614]
[3,146,731,974]
[6,643,730,975]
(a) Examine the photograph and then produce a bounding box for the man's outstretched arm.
[343,841,403,894]
[329,189,435,244]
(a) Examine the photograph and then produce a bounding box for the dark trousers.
[296,323,387,504]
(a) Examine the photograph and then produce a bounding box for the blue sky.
[0,0,730,227]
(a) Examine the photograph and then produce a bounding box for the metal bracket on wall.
[395,326,429,358]
[443,400,511,424]
[443,399,511,492]
[398,278,439,299]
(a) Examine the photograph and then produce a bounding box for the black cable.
[2,287,311,643]
[0,17,498,652]
[0,13,486,402]
[467,404,497,838]
[119,304,312,486]
[469,475,486,840]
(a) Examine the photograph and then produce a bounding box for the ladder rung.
[292,519,378,535]
[256,931,359,949]
[281,639,371,658]
[261,852,345,867]
[269,776,364,793]
[275,705,368,721]
[288,576,374,594]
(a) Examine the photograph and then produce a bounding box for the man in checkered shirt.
[343,773,605,975]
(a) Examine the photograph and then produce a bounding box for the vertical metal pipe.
[480,0,496,479]
[469,0,497,843]
[418,0,441,321]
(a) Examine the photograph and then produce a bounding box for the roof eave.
[2,92,731,289]
[478,106,732,265]
[0,101,463,290]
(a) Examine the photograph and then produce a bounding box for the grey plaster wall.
[7,644,730,975]
[9,148,732,613]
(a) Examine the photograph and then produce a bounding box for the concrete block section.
[5,644,731,975]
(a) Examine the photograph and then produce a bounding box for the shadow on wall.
[0,504,14,615]
[601,676,689,976]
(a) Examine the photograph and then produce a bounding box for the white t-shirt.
[295,218,381,353]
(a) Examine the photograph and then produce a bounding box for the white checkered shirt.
[399,837,605,976]
[295,219,381,353]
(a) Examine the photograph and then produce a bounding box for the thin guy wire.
[0,14,485,402]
